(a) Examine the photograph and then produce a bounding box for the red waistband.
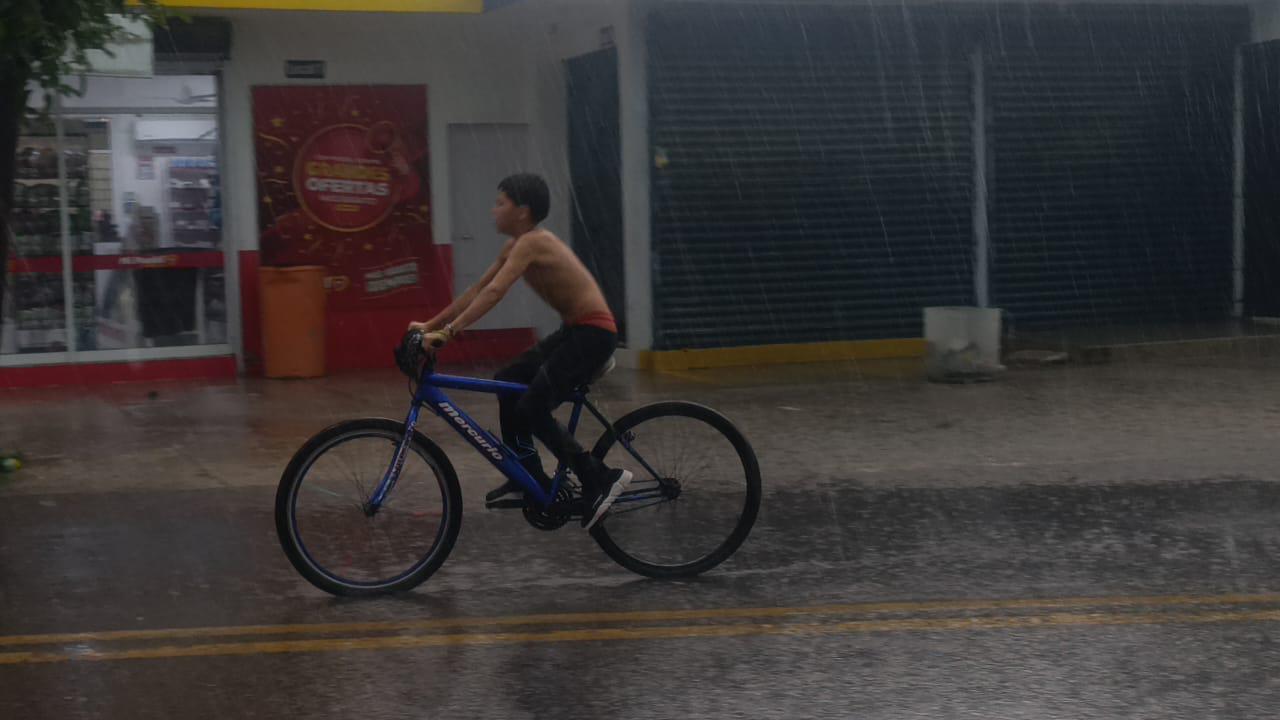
[571,310,618,334]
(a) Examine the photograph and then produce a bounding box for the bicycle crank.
[523,485,575,531]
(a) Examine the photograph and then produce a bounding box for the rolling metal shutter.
[985,6,1247,329]
[647,3,974,350]
[1242,40,1280,319]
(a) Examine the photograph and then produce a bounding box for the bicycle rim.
[286,427,452,590]
[591,402,760,577]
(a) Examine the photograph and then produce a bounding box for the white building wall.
[211,0,1259,358]
[214,2,631,342]
[218,9,530,258]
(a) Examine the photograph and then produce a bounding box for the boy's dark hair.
[498,173,550,224]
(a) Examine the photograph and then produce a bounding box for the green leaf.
[3,0,168,97]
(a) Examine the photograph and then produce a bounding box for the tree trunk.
[0,69,29,336]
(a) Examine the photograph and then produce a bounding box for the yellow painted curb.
[639,338,926,372]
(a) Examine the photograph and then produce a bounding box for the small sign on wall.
[285,60,326,80]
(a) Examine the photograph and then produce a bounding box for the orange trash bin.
[259,265,327,378]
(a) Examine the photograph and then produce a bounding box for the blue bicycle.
[275,331,761,596]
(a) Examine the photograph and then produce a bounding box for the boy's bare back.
[507,229,611,324]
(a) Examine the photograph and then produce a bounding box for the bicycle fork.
[366,404,423,515]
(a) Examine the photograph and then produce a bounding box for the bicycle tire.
[589,401,761,578]
[275,418,463,597]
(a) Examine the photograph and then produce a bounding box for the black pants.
[495,325,617,488]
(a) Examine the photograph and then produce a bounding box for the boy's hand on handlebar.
[421,323,456,351]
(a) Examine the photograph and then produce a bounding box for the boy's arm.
[409,239,514,332]
[447,235,538,333]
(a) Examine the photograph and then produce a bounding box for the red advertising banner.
[251,85,451,312]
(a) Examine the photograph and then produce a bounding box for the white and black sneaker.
[582,469,634,530]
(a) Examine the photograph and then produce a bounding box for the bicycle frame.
[367,368,629,512]
[366,353,675,515]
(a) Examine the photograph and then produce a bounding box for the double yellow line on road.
[4,591,1280,666]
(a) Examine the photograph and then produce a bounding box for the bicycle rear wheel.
[589,402,761,578]
[275,418,462,596]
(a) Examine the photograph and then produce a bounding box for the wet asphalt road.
[3,358,1280,718]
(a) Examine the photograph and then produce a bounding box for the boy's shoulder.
[514,228,562,249]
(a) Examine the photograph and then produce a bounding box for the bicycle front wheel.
[275,418,462,596]
[589,402,761,578]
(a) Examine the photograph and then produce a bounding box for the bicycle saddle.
[577,356,616,393]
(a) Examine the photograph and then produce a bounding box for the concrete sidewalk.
[1,350,1278,500]
[1009,318,1280,364]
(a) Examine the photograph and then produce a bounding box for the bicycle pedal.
[484,498,526,510]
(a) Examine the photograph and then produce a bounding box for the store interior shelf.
[14,177,86,184]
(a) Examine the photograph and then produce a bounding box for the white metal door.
[446,123,541,331]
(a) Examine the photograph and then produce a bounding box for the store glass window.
[2,75,228,359]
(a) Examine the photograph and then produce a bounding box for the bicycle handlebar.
[394,329,436,379]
